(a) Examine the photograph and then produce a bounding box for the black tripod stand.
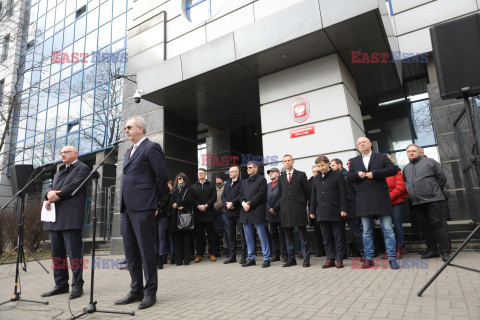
[0,167,50,306]
[69,147,134,319]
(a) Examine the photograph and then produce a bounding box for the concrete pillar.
[259,54,364,175]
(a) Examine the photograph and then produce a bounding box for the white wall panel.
[338,57,358,101]
[206,5,254,42]
[262,117,357,161]
[394,0,478,35]
[166,0,182,20]
[132,1,167,29]
[259,55,342,104]
[345,87,363,131]
[213,0,255,21]
[319,0,380,27]
[397,27,432,55]
[137,55,183,94]
[166,26,206,59]
[128,42,165,71]
[260,84,350,134]
[166,15,204,41]
[128,23,165,56]
[253,0,306,21]
[391,0,434,14]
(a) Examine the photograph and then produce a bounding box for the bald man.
[347,137,398,269]
[41,146,90,299]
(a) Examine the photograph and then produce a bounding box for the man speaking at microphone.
[115,116,167,310]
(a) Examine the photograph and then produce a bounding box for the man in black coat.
[266,167,286,261]
[310,155,348,268]
[278,155,311,267]
[116,116,168,310]
[308,165,326,257]
[41,146,89,300]
[222,166,247,264]
[190,168,217,263]
[239,161,271,268]
[331,158,364,258]
[347,137,399,269]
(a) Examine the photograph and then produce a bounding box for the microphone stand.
[69,146,134,319]
[0,167,50,306]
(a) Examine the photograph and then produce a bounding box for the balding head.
[60,146,78,165]
[356,137,372,155]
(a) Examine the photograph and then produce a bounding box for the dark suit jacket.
[347,152,397,217]
[120,138,168,213]
[170,185,193,232]
[221,179,243,218]
[278,170,310,227]
[44,160,90,231]
[339,168,357,218]
[266,181,281,224]
[190,180,216,223]
[239,173,267,224]
[310,170,347,222]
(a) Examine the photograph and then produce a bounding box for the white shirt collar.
[134,137,147,148]
[286,168,294,174]
[66,160,78,167]
[362,152,372,158]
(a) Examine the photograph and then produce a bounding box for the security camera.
[134,89,144,104]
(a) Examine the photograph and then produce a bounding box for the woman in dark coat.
[170,173,194,266]
[310,155,348,269]
[154,180,173,269]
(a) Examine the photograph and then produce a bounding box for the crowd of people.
[41,116,452,310]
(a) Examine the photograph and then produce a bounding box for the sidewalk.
[1,252,479,319]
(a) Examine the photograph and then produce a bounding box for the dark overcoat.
[190,180,216,223]
[170,185,194,232]
[266,181,281,224]
[278,170,310,227]
[221,179,243,218]
[239,173,268,224]
[310,170,347,222]
[44,160,90,231]
[347,152,397,217]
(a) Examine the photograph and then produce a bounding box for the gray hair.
[406,144,421,151]
[127,116,146,134]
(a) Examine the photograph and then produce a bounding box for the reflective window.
[412,100,436,146]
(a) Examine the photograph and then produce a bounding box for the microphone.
[109,138,128,146]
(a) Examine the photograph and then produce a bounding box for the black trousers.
[194,221,216,256]
[121,209,157,296]
[313,222,326,254]
[414,201,450,252]
[173,230,192,264]
[269,222,287,258]
[319,221,345,262]
[50,229,84,289]
[344,218,364,255]
[227,216,247,258]
[284,226,310,261]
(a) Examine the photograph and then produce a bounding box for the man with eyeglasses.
[41,146,89,300]
[240,161,271,268]
[115,116,167,310]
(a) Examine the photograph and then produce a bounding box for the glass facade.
[10,0,131,167]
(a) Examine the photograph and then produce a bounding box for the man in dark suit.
[41,146,89,300]
[222,166,247,264]
[190,168,217,263]
[347,137,399,269]
[115,116,167,310]
[278,155,311,267]
[240,161,271,268]
[266,167,286,262]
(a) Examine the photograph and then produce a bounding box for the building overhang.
[137,0,403,129]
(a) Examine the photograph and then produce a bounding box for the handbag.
[176,188,194,231]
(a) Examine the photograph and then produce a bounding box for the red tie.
[288,172,291,183]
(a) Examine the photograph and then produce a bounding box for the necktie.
[130,144,137,158]
[288,172,291,183]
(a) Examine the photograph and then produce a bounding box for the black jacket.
[266,181,281,224]
[221,179,243,218]
[310,170,347,222]
[170,185,193,232]
[278,170,310,227]
[190,180,216,223]
[347,152,397,217]
[44,160,90,231]
[339,168,357,218]
[239,173,268,224]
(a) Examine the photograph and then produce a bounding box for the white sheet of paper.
[41,201,56,222]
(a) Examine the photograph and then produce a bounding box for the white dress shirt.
[130,136,147,158]
[362,152,372,170]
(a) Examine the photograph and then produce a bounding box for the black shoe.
[242,259,256,267]
[223,257,237,264]
[69,287,83,300]
[115,293,144,305]
[157,255,163,270]
[389,259,400,270]
[421,251,440,259]
[315,252,325,257]
[239,256,246,265]
[41,286,69,297]
[184,261,190,266]
[303,260,310,267]
[175,262,182,266]
[119,258,128,264]
[138,295,156,310]
[262,261,270,268]
[271,256,280,262]
[282,259,297,267]
[441,251,451,262]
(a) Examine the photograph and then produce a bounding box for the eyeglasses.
[247,167,254,169]
[60,151,73,155]
[124,125,137,130]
